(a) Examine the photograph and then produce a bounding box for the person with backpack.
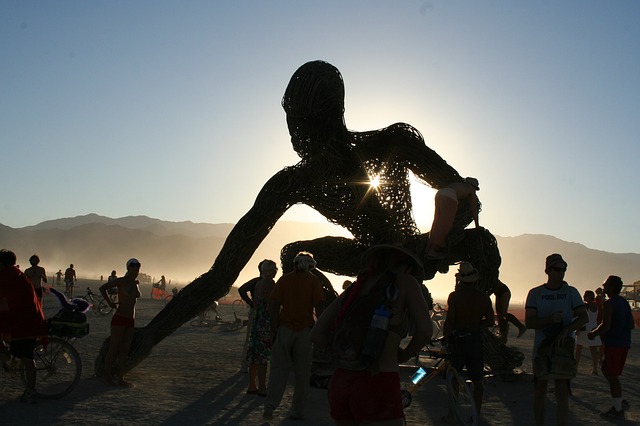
[311,244,432,425]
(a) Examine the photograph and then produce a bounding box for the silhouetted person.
[24,254,47,301]
[588,275,634,419]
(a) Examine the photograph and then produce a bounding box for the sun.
[369,175,381,189]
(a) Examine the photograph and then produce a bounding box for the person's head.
[0,249,17,268]
[361,244,423,279]
[602,275,623,297]
[544,253,567,281]
[282,61,348,159]
[464,177,480,191]
[29,254,40,265]
[126,258,141,277]
[455,261,479,285]
[110,270,116,276]
[259,259,278,278]
[293,252,317,272]
[583,290,595,302]
[69,264,74,268]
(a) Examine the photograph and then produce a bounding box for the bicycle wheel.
[446,368,478,426]
[97,299,113,316]
[220,320,243,332]
[23,337,82,399]
[232,299,248,317]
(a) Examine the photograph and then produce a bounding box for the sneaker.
[600,407,625,420]
[263,405,274,421]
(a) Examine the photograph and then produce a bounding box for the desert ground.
[2,281,639,425]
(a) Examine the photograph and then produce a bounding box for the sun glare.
[369,175,381,189]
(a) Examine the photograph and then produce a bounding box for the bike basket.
[49,320,90,338]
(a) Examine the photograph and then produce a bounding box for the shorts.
[34,287,44,299]
[602,346,629,376]
[111,313,135,328]
[328,368,404,423]
[450,331,484,382]
[9,338,37,360]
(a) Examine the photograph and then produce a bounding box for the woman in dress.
[246,260,278,395]
[575,290,602,375]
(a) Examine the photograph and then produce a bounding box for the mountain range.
[1,213,638,303]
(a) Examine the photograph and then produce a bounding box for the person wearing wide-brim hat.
[442,261,494,421]
[310,244,432,424]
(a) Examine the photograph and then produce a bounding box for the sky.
[2,1,639,255]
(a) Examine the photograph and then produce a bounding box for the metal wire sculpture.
[96,60,506,373]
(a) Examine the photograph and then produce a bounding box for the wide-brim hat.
[456,261,479,283]
[545,253,567,271]
[361,244,423,275]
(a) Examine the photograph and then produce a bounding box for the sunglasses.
[128,263,141,268]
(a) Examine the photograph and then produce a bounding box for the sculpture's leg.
[449,227,502,294]
[280,236,365,304]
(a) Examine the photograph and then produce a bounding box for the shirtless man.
[100,258,142,387]
[24,254,47,301]
[443,261,494,421]
[427,177,480,259]
[311,245,432,424]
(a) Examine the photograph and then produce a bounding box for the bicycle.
[402,340,478,426]
[219,311,247,332]
[1,336,82,400]
[79,287,113,316]
[190,302,223,327]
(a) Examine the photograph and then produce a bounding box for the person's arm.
[556,305,588,344]
[480,295,495,328]
[310,296,342,347]
[238,278,257,307]
[41,268,47,283]
[99,279,119,308]
[398,275,433,363]
[588,300,613,339]
[525,307,563,330]
[470,193,480,228]
[442,292,456,338]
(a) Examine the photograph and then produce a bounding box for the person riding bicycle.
[0,249,49,403]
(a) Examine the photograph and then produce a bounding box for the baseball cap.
[126,258,141,268]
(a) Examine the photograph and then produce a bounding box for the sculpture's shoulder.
[355,122,426,154]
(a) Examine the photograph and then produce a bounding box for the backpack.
[328,272,397,371]
[48,308,90,338]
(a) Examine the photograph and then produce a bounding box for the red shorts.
[602,346,629,376]
[328,368,404,423]
[111,314,134,328]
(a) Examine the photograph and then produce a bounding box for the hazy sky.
[2,1,639,254]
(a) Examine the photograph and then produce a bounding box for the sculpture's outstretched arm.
[368,123,463,189]
[95,169,300,374]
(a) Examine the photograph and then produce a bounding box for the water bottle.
[362,305,391,360]
[410,367,427,385]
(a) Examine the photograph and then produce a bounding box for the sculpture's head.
[282,61,346,158]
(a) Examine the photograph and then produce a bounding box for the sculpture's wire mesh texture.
[99,61,510,373]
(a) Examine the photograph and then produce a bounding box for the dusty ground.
[1,284,639,425]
